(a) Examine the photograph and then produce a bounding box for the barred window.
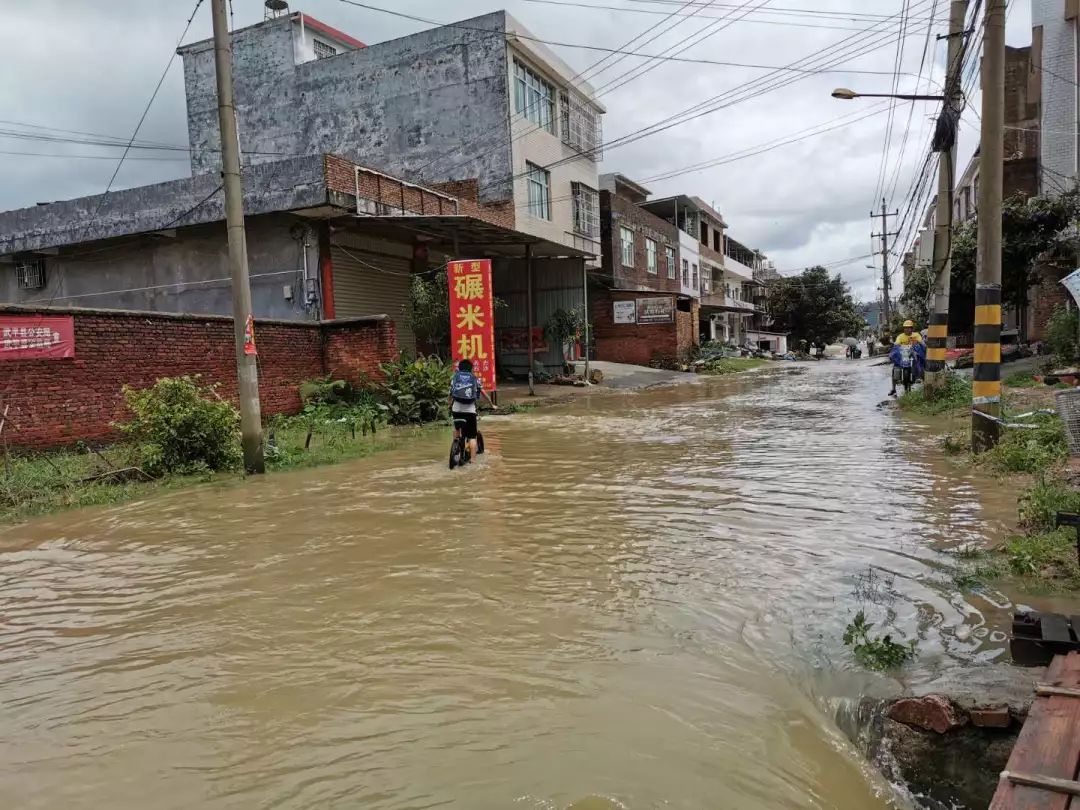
[15,258,45,290]
[571,182,599,238]
[560,91,602,158]
[514,59,555,133]
[313,40,337,59]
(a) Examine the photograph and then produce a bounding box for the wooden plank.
[1036,685,1080,700]
[1043,615,1073,644]
[990,654,1080,810]
[1004,771,1080,797]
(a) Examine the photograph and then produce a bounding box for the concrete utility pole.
[871,200,899,331]
[925,0,969,392]
[972,0,1006,452]
[211,0,264,473]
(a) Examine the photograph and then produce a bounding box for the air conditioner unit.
[15,258,46,290]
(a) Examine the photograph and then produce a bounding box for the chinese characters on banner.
[0,315,75,360]
[448,259,496,392]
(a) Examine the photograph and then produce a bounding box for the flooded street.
[0,360,1058,809]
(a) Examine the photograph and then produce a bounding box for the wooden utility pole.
[972,0,1006,452]
[925,0,968,392]
[211,0,264,473]
[871,200,899,332]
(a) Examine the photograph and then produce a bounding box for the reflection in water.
[0,361,1067,809]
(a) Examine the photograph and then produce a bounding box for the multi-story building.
[178,9,605,257]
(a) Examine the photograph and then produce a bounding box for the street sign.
[448,259,496,392]
[613,300,637,324]
[0,315,75,360]
[636,296,675,324]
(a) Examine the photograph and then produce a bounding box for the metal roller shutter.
[330,237,416,357]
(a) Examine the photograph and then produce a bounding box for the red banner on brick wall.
[448,259,496,392]
[0,315,75,360]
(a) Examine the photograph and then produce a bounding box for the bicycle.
[448,415,485,470]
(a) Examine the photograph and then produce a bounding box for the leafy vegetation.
[897,373,969,415]
[1018,477,1080,532]
[117,376,241,476]
[377,355,455,425]
[842,611,917,672]
[406,270,451,357]
[1046,304,1079,366]
[1004,528,1080,581]
[1003,371,1039,388]
[299,376,355,406]
[544,308,585,364]
[765,266,866,347]
[982,415,1067,475]
[698,357,766,375]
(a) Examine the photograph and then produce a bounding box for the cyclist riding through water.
[449,359,495,459]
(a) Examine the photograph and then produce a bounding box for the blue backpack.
[451,370,480,404]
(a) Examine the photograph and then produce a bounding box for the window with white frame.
[692,263,699,290]
[620,227,635,266]
[665,246,676,279]
[571,182,599,238]
[514,58,555,133]
[702,270,711,295]
[313,39,338,59]
[526,162,551,219]
[560,91,602,157]
[646,239,658,274]
[681,258,689,285]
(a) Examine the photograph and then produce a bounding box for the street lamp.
[831,87,946,102]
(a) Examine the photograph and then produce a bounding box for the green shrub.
[117,376,241,475]
[1004,371,1038,388]
[1047,305,1078,366]
[1005,528,1078,578]
[698,357,765,375]
[1019,477,1080,531]
[983,415,1067,474]
[897,373,969,414]
[377,355,455,424]
[842,611,917,672]
[299,376,353,405]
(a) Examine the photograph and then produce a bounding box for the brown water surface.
[0,361,1065,809]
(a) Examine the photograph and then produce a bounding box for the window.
[713,230,721,252]
[620,227,635,267]
[665,246,676,279]
[514,58,555,133]
[15,258,45,290]
[646,239,658,274]
[702,271,710,295]
[681,258,689,285]
[692,263,699,290]
[313,39,337,59]
[571,182,599,237]
[526,162,551,220]
[560,91,602,157]
[700,221,709,245]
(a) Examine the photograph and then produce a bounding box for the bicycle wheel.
[449,438,462,469]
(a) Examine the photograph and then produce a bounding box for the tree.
[407,270,450,358]
[950,189,1080,312]
[766,266,866,346]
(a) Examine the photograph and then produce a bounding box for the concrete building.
[178,9,605,257]
[1033,1,1075,189]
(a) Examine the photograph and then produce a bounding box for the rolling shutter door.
[330,238,416,357]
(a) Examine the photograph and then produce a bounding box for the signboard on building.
[1062,269,1080,309]
[448,259,497,392]
[636,296,675,324]
[0,315,75,360]
[497,327,548,354]
[613,300,637,324]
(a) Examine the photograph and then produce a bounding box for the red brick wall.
[1030,261,1072,342]
[0,306,397,449]
[600,191,682,293]
[592,290,679,366]
[676,299,701,357]
[323,154,515,230]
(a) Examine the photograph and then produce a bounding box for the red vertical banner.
[448,259,496,393]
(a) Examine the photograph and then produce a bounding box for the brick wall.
[676,299,700,357]
[323,154,515,230]
[592,290,679,366]
[0,306,397,449]
[1030,260,1073,341]
[600,190,681,293]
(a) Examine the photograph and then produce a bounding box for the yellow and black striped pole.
[925,312,949,376]
[972,284,1002,450]
[971,0,1005,453]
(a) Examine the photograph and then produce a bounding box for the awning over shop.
[333,215,594,259]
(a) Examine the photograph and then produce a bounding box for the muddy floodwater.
[0,361,1072,809]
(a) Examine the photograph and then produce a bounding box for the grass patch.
[953,559,1006,590]
[897,373,970,415]
[1004,371,1039,388]
[1004,528,1080,581]
[980,414,1068,475]
[698,357,766,376]
[492,401,538,415]
[1018,477,1080,531]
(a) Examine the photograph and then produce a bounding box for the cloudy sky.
[3,0,1033,301]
